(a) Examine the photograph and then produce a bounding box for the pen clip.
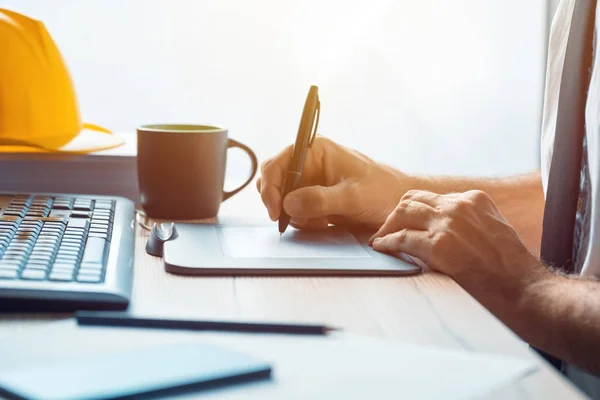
[309,99,320,148]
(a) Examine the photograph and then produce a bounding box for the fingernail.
[283,194,302,215]
[372,238,382,246]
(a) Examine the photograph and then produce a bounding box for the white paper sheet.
[0,320,538,400]
[218,226,371,258]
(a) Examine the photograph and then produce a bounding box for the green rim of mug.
[138,124,226,133]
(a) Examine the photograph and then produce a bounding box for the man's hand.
[256,136,413,230]
[368,191,600,377]
[369,189,546,288]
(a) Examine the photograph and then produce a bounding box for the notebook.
[0,342,272,400]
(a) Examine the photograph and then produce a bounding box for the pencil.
[75,311,338,335]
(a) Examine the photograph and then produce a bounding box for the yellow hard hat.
[0,8,124,153]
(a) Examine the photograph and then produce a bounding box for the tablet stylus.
[75,311,339,335]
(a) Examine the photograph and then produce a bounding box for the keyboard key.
[0,269,18,279]
[57,248,80,256]
[27,257,50,264]
[73,201,93,211]
[59,241,80,248]
[4,256,27,263]
[67,218,89,229]
[21,269,46,280]
[55,254,78,262]
[30,246,53,253]
[22,219,42,225]
[52,263,76,271]
[70,211,92,219]
[51,203,71,210]
[39,233,61,241]
[0,256,23,264]
[57,249,79,256]
[7,243,30,250]
[49,271,73,281]
[44,220,66,227]
[12,240,35,247]
[28,248,50,255]
[4,249,27,256]
[19,223,41,230]
[36,239,58,246]
[0,264,20,271]
[28,254,53,262]
[93,209,111,215]
[89,228,108,234]
[14,235,36,242]
[79,261,103,270]
[25,264,49,271]
[49,210,71,218]
[2,257,26,264]
[3,211,24,217]
[33,243,56,249]
[28,207,48,212]
[88,232,108,240]
[77,273,102,283]
[63,237,84,244]
[94,201,113,210]
[81,237,108,265]
[40,227,63,234]
[65,227,86,234]
[60,241,82,249]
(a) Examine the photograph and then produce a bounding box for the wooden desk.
[0,190,588,399]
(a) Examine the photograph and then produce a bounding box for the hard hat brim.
[59,126,125,153]
[0,125,125,154]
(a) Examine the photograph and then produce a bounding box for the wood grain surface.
[0,189,588,399]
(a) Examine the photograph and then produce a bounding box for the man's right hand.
[256,136,413,230]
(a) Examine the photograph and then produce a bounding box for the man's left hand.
[369,189,543,288]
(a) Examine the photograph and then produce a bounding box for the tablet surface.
[164,223,421,276]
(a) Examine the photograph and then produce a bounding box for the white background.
[4,0,550,180]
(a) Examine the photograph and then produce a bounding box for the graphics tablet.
[164,223,422,276]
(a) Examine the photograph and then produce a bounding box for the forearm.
[520,275,600,375]
[461,265,600,376]
[408,172,544,256]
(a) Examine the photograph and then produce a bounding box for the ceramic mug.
[137,124,258,219]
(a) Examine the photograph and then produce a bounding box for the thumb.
[283,185,347,219]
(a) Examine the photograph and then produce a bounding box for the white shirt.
[541,0,600,279]
[541,1,600,395]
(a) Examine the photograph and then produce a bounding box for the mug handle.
[223,139,258,201]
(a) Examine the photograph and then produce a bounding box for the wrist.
[381,169,421,220]
[456,251,554,317]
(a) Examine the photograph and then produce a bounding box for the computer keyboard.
[0,193,135,311]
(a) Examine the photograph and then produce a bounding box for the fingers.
[371,229,432,265]
[257,146,294,220]
[283,184,347,219]
[368,200,438,244]
[290,217,329,230]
